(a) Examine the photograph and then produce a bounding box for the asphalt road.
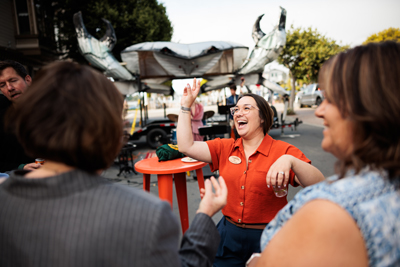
[103,104,337,228]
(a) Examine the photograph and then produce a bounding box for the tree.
[36,0,173,62]
[278,25,348,110]
[363,27,400,44]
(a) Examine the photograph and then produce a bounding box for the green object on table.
[156,144,185,162]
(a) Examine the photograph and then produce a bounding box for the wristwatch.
[181,106,190,111]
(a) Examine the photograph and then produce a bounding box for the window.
[305,84,314,94]
[15,0,31,35]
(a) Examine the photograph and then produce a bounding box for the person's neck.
[25,160,75,179]
[242,130,265,150]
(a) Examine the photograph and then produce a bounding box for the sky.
[159,0,400,94]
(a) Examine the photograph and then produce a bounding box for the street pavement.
[102,103,336,229]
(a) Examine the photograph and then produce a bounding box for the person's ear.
[25,75,32,86]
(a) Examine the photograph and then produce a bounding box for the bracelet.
[181,106,190,111]
[246,253,261,266]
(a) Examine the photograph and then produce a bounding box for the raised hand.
[197,176,227,217]
[181,78,201,109]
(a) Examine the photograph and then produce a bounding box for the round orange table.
[135,157,208,233]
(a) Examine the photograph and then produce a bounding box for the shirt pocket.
[248,170,271,196]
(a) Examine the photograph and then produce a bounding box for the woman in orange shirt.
[177,81,325,267]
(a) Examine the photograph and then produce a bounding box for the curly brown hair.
[319,41,400,179]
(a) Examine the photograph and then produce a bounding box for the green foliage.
[363,27,400,44]
[278,25,348,84]
[286,108,296,115]
[280,76,302,92]
[38,0,173,62]
[277,25,347,110]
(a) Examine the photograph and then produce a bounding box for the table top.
[135,157,208,175]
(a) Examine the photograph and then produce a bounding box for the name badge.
[229,156,241,164]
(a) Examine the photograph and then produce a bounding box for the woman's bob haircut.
[9,61,124,173]
[319,41,400,179]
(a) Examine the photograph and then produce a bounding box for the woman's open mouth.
[236,120,248,129]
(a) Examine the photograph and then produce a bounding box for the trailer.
[129,119,176,149]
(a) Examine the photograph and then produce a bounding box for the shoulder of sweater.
[99,181,165,207]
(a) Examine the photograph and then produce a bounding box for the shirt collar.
[233,134,273,157]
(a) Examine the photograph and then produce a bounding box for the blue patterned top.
[260,167,400,266]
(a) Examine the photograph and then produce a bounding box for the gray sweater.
[0,170,220,267]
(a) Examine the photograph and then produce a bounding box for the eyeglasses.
[230,104,259,116]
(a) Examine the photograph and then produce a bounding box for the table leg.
[174,172,189,233]
[195,168,205,199]
[157,174,174,207]
[143,174,151,192]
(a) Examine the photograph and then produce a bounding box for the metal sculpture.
[73,7,287,95]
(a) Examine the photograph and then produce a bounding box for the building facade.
[263,68,288,84]
[0,0,60,75]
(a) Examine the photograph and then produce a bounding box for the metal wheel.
[316,97,322,106]
[147,128,167,149]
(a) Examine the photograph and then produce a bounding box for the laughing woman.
[254,42,400,267]
[177,82,325,267]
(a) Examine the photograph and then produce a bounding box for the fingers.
[182,83,188,96]
[186,83,192,97]
[217,176,228,205]
[209,176,218,193]
[203,176,227,200]
[266,169,272,188]
[267,170,289,188]
[283,171,289,187]
[24,163,41,170]
[204,177,212,195]
[276,171,285,187]
[200,188,205,199]
[191,78,201,95]
[192,77,197,91]
[217,176,227,194]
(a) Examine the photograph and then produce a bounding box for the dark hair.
[8,61,124,173]
[319,41,400,179]
[0,60,29,78]
[235,93,274,138]
[229,84,236,91]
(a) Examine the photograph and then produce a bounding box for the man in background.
[226,84,239,105]
[0,60,39,172]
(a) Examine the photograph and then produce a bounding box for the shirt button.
[249,160,252,163]
[240,202,243,206]
[238,219,241,223]
[244,171,246,174]
[241,186,245,189]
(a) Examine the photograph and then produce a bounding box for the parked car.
[299,83,324,107]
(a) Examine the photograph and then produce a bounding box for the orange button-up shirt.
[206,134,311,224]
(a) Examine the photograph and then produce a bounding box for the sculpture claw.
[100,18,117,51]
[252,14,266,44]
[73,11,134,81]
[73,11,90,39]
[278,7,286,31]
[238,7,287,75]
